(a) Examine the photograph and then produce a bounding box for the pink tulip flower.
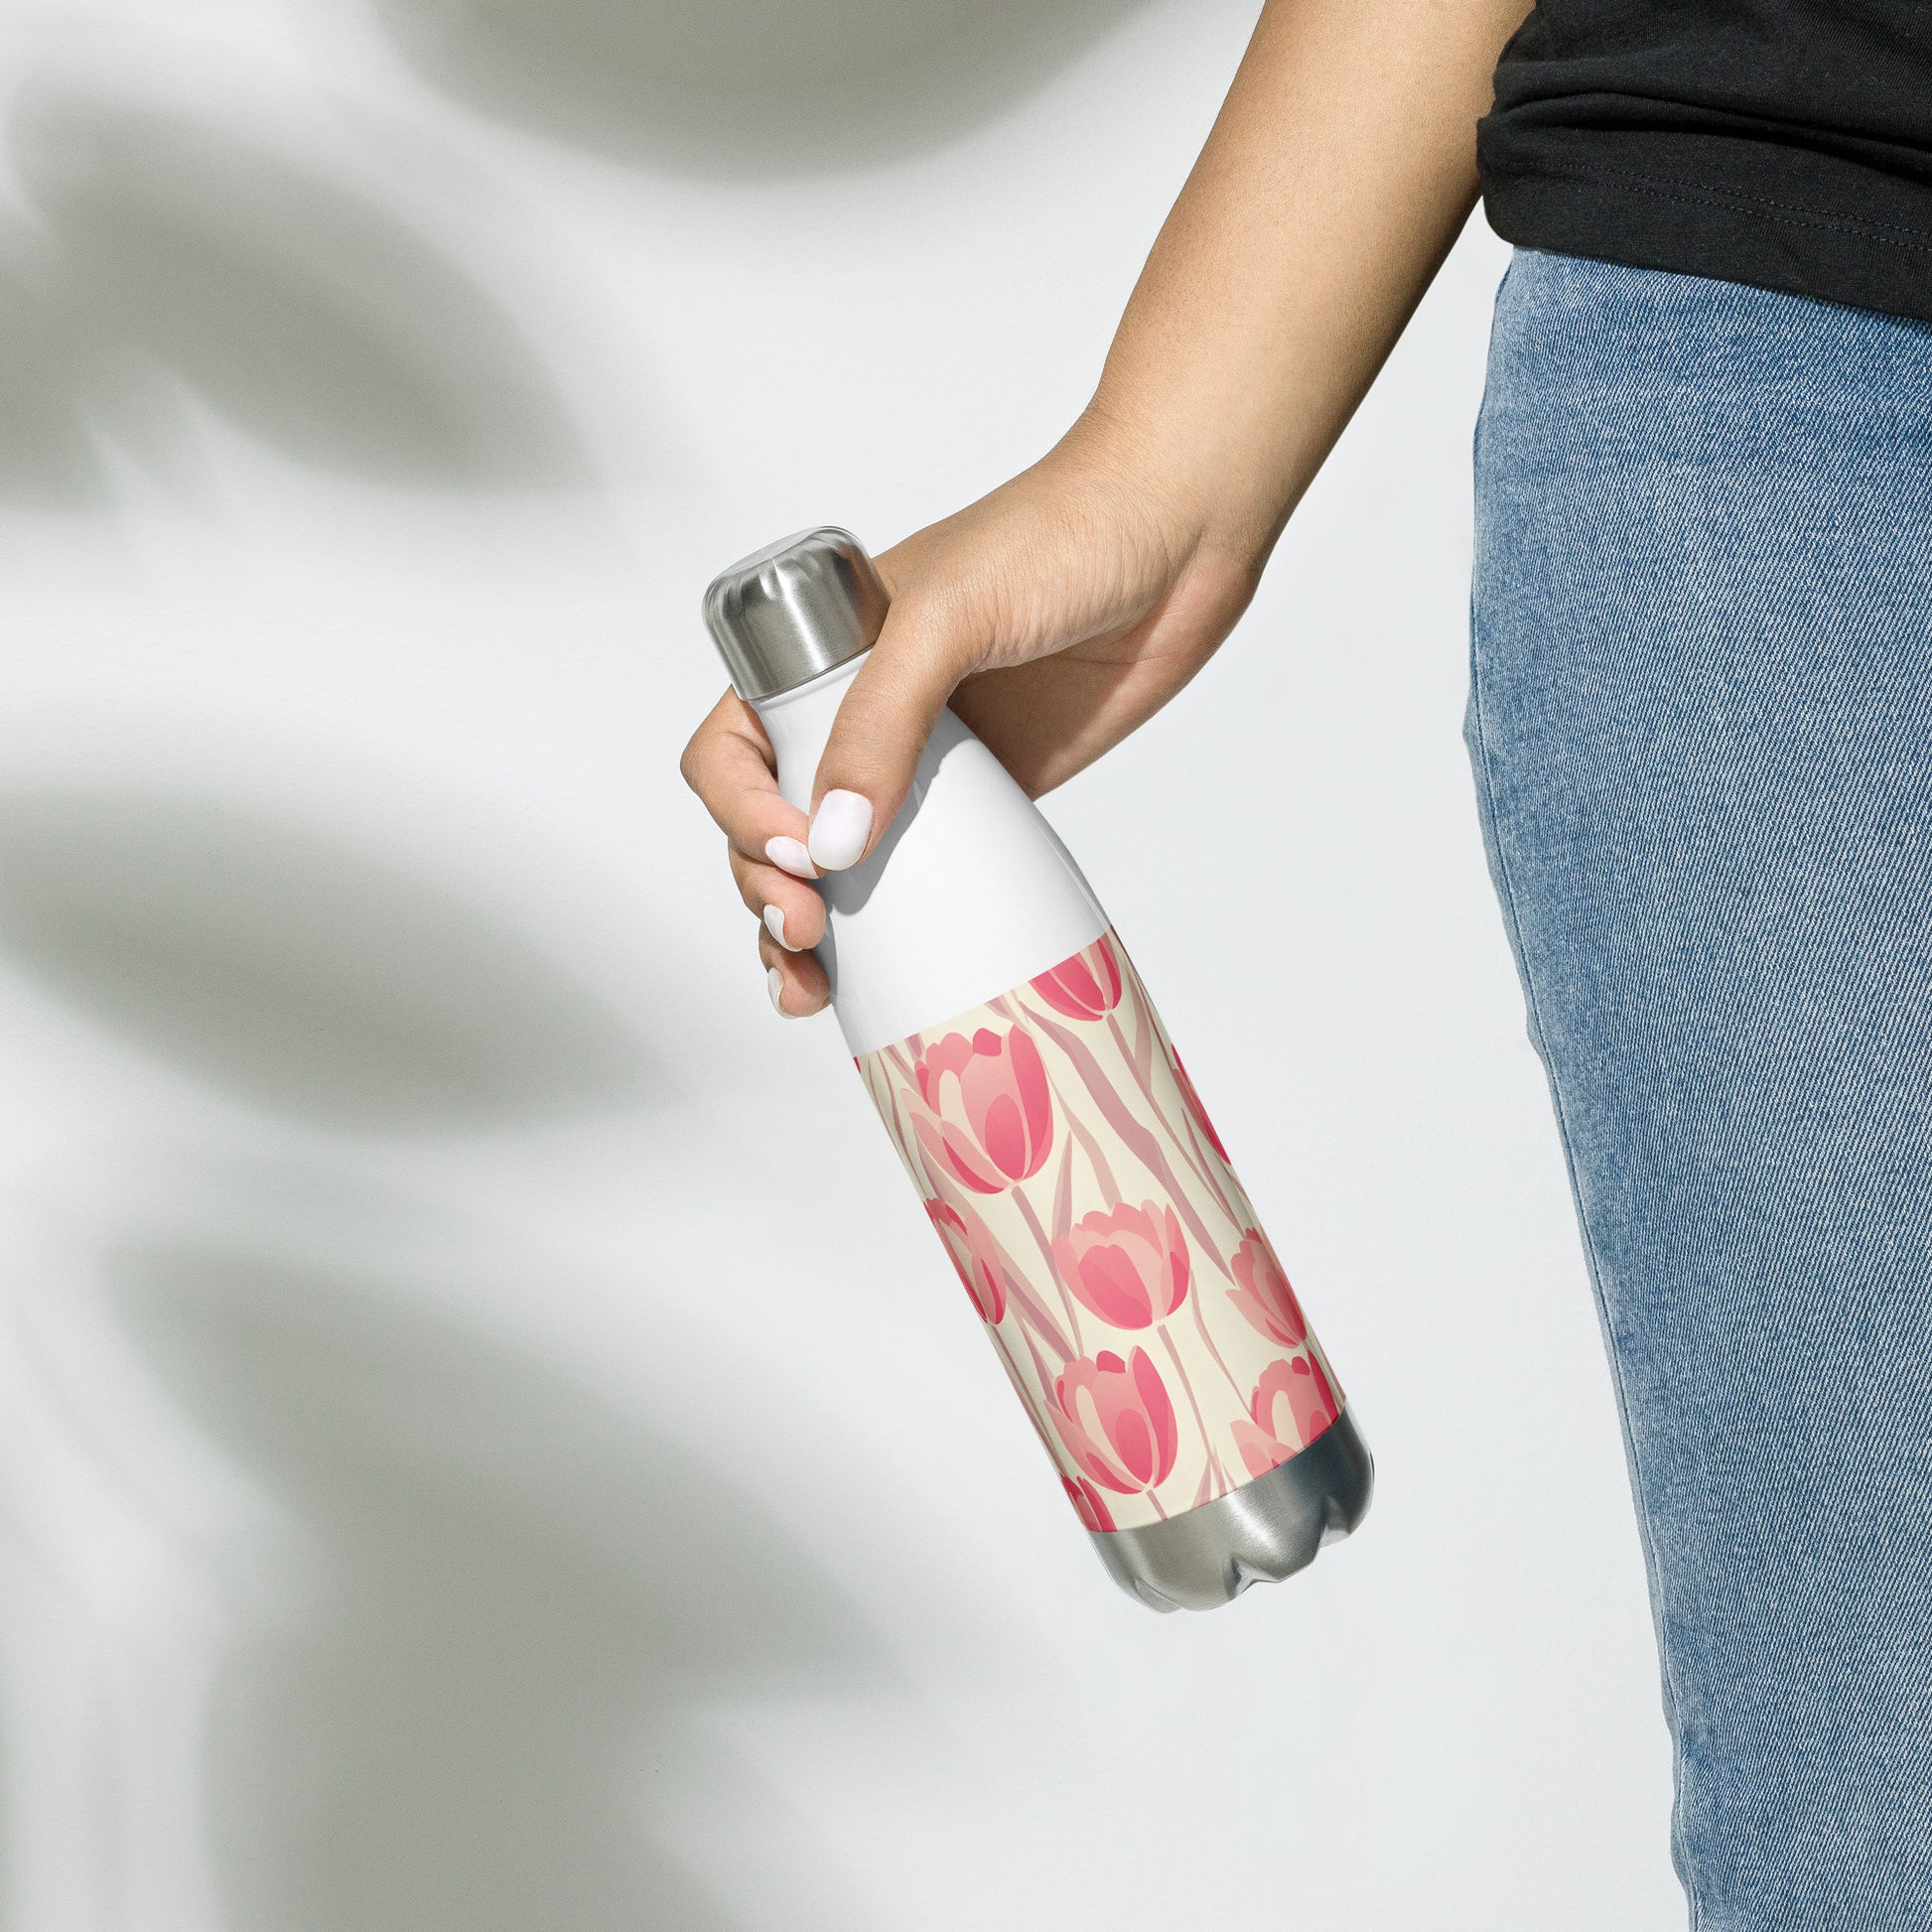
[1052,1200,1189,1329]
[1230,1356,1340,1479]
[924,1198,1008,1323]
[910,1026,1054,1193]
[1030,934,1125,1022]
[1284,1351,1340,1443]
[1226,1228,1308,1349]
[1051,1347,1179,1495]
[1062,1475,1117,1533]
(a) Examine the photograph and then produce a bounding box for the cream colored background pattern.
[858,932,1344,1533]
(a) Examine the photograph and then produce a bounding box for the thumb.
[806,603,973,872]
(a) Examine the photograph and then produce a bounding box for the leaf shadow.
[103,1236,890,1931]
[0,789,649,1135]
[364,0,1158,177]
[10,89,586,490]
[0,235,111,507]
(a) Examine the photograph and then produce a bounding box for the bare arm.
[685,0,1529,1015]
[1105,0,1523,556]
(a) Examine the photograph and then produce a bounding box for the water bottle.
[703,528,1371,1611]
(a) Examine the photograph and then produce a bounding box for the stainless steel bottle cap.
[703,526,890,702]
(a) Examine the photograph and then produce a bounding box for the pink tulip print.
[1062,1474,1117,1533]
[1051,1348,1179,1496]
[1229,1383,1294,1481]
[1030,934,1124,1022]
[910,1026,1054,1193]
[858,925,1345,1532]
[1167,1046,1232,1164]
[1286,1352,1340,1442]
[924,1198,1008,1323]
[1226,1228,1308,1349]
[1052,1200,1189,1329]
[1230,1356,1340,1479]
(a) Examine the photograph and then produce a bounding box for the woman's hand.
[680,420,1270,1018]
[682,0,1528,1017]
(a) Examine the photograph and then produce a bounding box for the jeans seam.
[1465,592,1704,1929]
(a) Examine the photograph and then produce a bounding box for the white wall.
[0,1,1683,1926]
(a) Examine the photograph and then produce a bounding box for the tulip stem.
[1000,1268,1077,1368]
[1012,1184,1084,1355]
[1159,1323,1228,1496]
[1107,1009,1241,1225]
[1192,1292,1249,1407]
[1064,1108,1122,1205]
[1017,1001,1236,1285]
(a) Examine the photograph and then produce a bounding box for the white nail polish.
[766,966,788,1016]
[763,903,797,951]
[765,834,817,879]
[808,789,874,872]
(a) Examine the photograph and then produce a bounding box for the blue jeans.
[1469,250,1932,1925]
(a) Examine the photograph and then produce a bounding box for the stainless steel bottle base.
[1091,1409,1373,1613]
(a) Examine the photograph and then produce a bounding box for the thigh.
[1469,250,1932,1926]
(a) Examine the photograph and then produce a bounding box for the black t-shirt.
[1479,1,1932,323]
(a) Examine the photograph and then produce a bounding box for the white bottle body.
[753,651,1356,1571]
[754,655,1108,1052]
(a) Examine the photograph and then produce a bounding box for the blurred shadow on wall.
[7,89,584,490]
[0,239,110,507]
[0,791,648,1134]
[106,1239,885,1932]
[365,0,1156,176]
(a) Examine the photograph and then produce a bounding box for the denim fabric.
[1468,249,1932,1927]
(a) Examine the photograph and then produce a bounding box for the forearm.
[1081,0,1530,554]
[693,0,1534,1002]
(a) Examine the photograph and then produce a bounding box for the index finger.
[680,689,817,876]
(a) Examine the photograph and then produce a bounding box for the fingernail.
[767,966,791,1016]
[763,904,798,952]
[765,835,817,880]
[808,789,874,872]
